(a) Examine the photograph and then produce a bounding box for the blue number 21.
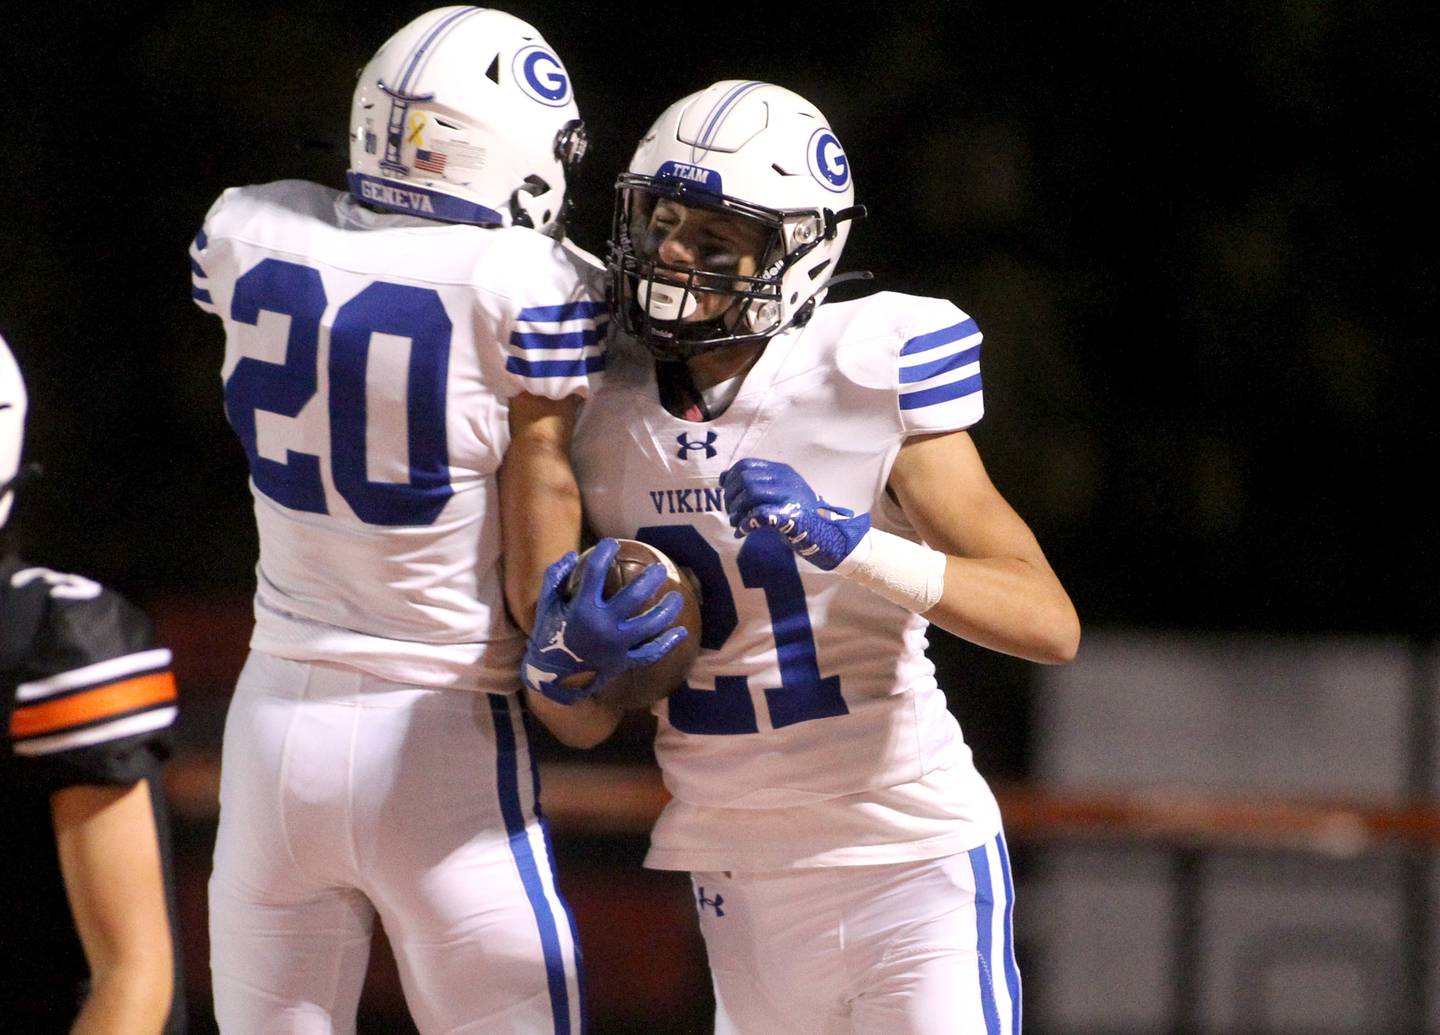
[224,258,453,526]
[638,524,849,735]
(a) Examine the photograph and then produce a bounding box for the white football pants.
[693,835,1020,1034]
[209,651,584,1035]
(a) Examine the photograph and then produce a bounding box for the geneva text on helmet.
[347,6,587,236]
[609,81,867,360]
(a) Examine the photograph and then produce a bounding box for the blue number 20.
[224,258,453,526]
[637,524,849,735]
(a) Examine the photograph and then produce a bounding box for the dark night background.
[3,0,1431,637]
[0,1,1434,1030]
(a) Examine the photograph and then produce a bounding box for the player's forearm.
[71,955,173,1035]
[501,394,584,630]
[524,689,623,748]
[923,554,1080,664]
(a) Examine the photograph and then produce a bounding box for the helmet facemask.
[610,175,830,361]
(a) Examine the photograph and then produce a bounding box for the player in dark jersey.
[1,334,186,1034]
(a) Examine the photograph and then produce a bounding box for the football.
[566,538,702,710]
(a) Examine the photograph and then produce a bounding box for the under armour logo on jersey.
[541,622,583,663]
[696,887,725,916]
[676,431,718,460]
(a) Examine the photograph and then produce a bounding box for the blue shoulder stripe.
[193,229,207,251]
[900,318,979,356]
[899,344,980,385]
[517,301,607,323]
[506,355,606,378]
[509,328,605,351]
[190,257,207,278]
[192,287,213,304]
[899,373,982,411]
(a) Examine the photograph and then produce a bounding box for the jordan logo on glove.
[541,623,583,663]
[520,539,690,705]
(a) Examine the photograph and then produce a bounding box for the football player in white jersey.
[558,82,1081,1034]
[188,9,637,1033]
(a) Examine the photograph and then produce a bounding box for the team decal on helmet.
[347,6,586,234]
[512,44,571,106]
[609,81,865,360]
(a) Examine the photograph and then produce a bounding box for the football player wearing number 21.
[188,7,633,1033]
[534,81,1081,1034]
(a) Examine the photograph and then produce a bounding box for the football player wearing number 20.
[563,82,1081,1034]
[189,8,623,1033]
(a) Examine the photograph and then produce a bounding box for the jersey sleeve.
[9,576,178,788]
[188,190,233,317]
[484,233,609,401]
[894,298,984,435]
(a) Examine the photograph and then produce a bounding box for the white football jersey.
[573,291,1003,869]
[191,180,605,691]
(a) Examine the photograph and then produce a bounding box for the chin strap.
[827,204,868,238]
[508,175,550,230]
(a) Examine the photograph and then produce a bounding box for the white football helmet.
[1,333,28,529]
[348,6,587,235]
[610,80,864,359]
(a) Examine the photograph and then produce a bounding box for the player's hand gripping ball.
[564,539,703,710]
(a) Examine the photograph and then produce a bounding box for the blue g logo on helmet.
[513,45,570,107]
[806,128,850,193]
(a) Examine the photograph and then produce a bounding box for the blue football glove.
[521,538,689,704]
[719,458,871,571]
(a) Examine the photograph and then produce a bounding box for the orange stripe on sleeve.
[9,671,178,740]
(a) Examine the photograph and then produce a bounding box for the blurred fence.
[151,598,1438,1034]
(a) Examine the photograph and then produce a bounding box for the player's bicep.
[888,431,1051,567]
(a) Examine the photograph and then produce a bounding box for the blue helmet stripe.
[898,373,983,411]
[488,693,575,1035]
[397,6,482,94]
[692,80,763,160]
[899,344,980,384]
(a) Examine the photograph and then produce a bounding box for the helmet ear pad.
[346,8,584,234]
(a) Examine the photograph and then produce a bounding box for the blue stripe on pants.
[490,693,573,1034]
[996,832,1022,1033]
[969,840,1003,1035]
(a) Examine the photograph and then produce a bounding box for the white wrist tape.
[834,528,948,613]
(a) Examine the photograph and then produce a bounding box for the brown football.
[565,538,702,710]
